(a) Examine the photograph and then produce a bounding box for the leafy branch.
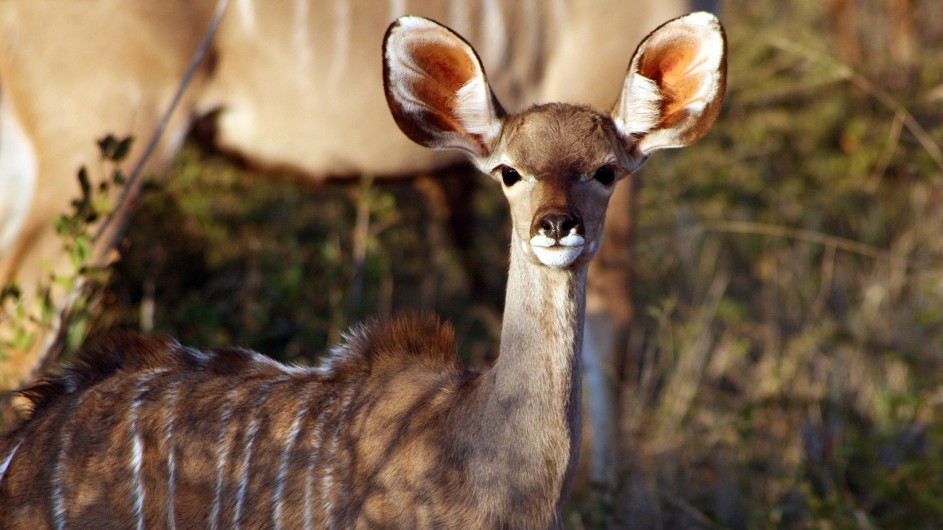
[0,135,132,357]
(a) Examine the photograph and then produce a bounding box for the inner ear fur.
[383,16,505,156]
[613,12,727,156]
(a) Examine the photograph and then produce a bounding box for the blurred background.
[3,0,943,527]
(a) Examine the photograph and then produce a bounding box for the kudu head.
[383,12,726,269]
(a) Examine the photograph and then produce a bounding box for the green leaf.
[1,282,21,301]
[112,136,133,162]
[97,134,117,158]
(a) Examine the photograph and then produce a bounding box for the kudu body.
[0,13,725,529]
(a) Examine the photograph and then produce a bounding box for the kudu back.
[0,13,725,529]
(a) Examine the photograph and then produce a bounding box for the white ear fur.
[383,16,504,156]
[612,11,726,158]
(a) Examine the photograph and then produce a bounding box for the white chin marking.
[531,243,584,268]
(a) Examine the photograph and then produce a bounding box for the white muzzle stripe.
[530,234,585,268]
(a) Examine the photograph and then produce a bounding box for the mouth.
[530,233,585,268]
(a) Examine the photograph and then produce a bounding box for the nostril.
[559,217,578,234]
[537,212,580,240]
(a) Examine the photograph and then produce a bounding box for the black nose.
[535,211,581,240]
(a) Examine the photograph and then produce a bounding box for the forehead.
[499,103,622,176]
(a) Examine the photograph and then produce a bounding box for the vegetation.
[600,1,943,527]
[94,155,505,366]
[6,0,943,527]
[0,135,132,369]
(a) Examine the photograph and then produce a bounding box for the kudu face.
[384,12,726,269]
[487,104,629,269]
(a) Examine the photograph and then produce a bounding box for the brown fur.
[0,314,488,529]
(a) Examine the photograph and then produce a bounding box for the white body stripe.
[292,0,311,70]
[52,393,89,530]
[448,0,470,36]
[165,382,181,530]
[480,0,508,70]
[328,0,351,87]
[273,385,315,530]
[209,387,238,530]
[130,431,145,530]
[389,0,406,23]
[0,442,19,484]
[129,374,160,530]
[232,382,275,528]
[303,393,334,530]
[323,388,354,529]
[231,420,257,527]
[53,457,67,530]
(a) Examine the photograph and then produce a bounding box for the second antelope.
[0,12,726,529]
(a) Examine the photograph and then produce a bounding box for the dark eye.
[499,166,521,187]
[593,166,616,187]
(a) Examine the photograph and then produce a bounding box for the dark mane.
[16,332,185,415]
[10,314,460,430]
[326,313,463,376]
[12,330,279,423]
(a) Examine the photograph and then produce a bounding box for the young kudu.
[0,13,725,529]
[0,0,709,489]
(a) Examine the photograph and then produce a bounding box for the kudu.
[0,13,726,528]
[0,0,709,488]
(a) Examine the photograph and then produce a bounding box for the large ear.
[612,12,726,161]
[383,16,505,157]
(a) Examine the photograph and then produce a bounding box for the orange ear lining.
[638,38,707,128]
[383,16,505,156]
[612,12,726,154]
[409,41,479,113]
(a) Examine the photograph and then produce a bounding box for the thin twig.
[32,0,230,380]
[661,491,724,529]
[95,0,230,243]
[701,220,887,260]
[869,111,905,187]
[809,243,836,322]
[348,176,373,312]
[768,36,943,173]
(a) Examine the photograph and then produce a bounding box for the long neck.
[495,234,586,439]
[462,230,587,524]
